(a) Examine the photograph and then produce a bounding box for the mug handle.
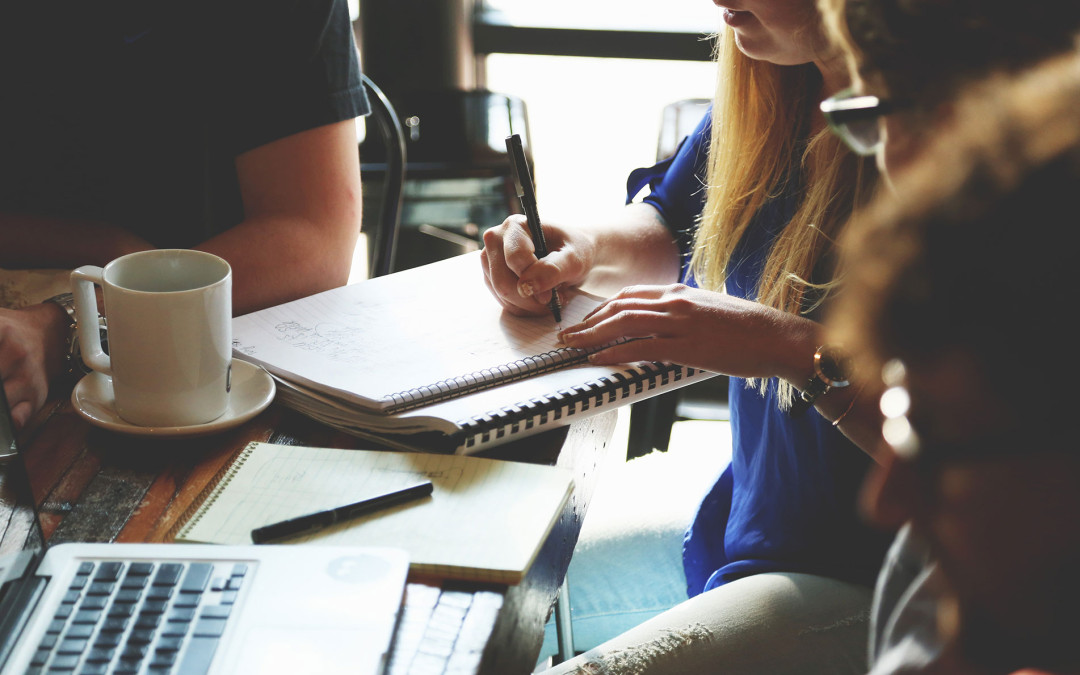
[70,266,111,376]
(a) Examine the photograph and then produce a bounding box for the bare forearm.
[0,213,152,268]
[578,202,682,296]
[196,213,358,316]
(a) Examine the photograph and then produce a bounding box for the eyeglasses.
[820,88,901,156]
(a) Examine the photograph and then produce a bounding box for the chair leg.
[553,577,575,664]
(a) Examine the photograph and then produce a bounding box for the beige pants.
[543,572,873,675]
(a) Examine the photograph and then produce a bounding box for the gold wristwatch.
[790,345,851,416]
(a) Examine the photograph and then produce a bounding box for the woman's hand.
[558,284,819,381]
[480,215,595,317]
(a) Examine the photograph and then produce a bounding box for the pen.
[505,133,563,324]
[250,480,434,544]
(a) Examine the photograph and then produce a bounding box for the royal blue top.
[627,112,890,595]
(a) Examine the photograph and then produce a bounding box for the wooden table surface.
[0,392,619,675]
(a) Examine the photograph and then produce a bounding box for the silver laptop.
[0,384,409,675]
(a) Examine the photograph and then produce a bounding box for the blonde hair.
[689,27,875,405]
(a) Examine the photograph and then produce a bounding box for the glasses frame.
[820,88,903,156]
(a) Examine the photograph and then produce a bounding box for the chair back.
[361,74,406,278]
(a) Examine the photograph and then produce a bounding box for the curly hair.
[830,54,1080,416]
[820,0,1080,105]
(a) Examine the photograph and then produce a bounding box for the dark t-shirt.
[0,0,368,249]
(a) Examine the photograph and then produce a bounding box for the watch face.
[816,346,851,387]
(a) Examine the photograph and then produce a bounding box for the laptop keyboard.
[29,559,247,675]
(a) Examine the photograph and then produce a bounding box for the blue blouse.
[627,112,890,595]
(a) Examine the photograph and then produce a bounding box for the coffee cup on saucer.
[71,249,232,428]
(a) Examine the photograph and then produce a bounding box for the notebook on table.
[232,251,717,454]
[0,386,410,675]
[172,442,574,585]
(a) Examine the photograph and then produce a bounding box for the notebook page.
[232,252,602,411]
[176,443,574,584]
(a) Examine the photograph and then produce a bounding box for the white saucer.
[71,359,276,437]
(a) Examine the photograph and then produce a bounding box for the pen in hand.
[505,133,563,325]
[250,480,434,544]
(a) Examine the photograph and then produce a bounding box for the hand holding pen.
[505,134,563,325]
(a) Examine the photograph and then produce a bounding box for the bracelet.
[831,386,863,427]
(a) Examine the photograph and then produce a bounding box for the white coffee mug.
[71,249,233,427]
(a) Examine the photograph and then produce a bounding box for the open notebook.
[233,252,715,453]
[173,442,573,585]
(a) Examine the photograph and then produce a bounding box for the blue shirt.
[627,112,890,595]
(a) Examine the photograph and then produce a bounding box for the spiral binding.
[453,362,698,451]
[380,343,621,414]
[169,442,258,541]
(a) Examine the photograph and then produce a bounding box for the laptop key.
[63,623,94,639]
[85,647,115,662]
[57,638,88,654]
[153,563,184,586]
[146,586,174,601]
[93,562,123,582]
[155,636,183,652]
[92,632,122,648]
[180,563,213,593]
[200,604,231,619]
[176,636,220,675]
[47,652,79,669]
[31,647,51,666]
[127,629,155,645]
[78,596,107,610]
[115,589,142,604]
[72,609,101,624]
[161,621,191,638]
[193,618,227,638]
[86,581,114,596]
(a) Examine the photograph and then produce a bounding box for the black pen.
[505,133,563,324]
[250,480,433,544]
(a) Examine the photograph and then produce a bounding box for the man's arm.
[200,118,362,316]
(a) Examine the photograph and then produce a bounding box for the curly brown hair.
[830,54,1080,418]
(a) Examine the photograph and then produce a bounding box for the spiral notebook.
[173,442,574,585]
[232,252,716,453]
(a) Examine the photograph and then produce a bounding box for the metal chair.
[360,74,406,278]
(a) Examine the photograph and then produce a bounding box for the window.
[480,1,718,225]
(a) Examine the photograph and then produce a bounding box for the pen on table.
[250,480,434,544]
[505,133,563,325]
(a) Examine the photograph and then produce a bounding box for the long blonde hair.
[689,27,875,405]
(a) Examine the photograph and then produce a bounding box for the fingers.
[1,368,45,431]
[481,216,573,316]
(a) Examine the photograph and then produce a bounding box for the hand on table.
[557,283,817,381]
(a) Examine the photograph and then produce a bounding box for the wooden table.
[0,393,619,675]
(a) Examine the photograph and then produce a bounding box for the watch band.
[789,345,850,417]
[46,292,106,381]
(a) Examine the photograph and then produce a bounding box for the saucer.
[71,359,276,437]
